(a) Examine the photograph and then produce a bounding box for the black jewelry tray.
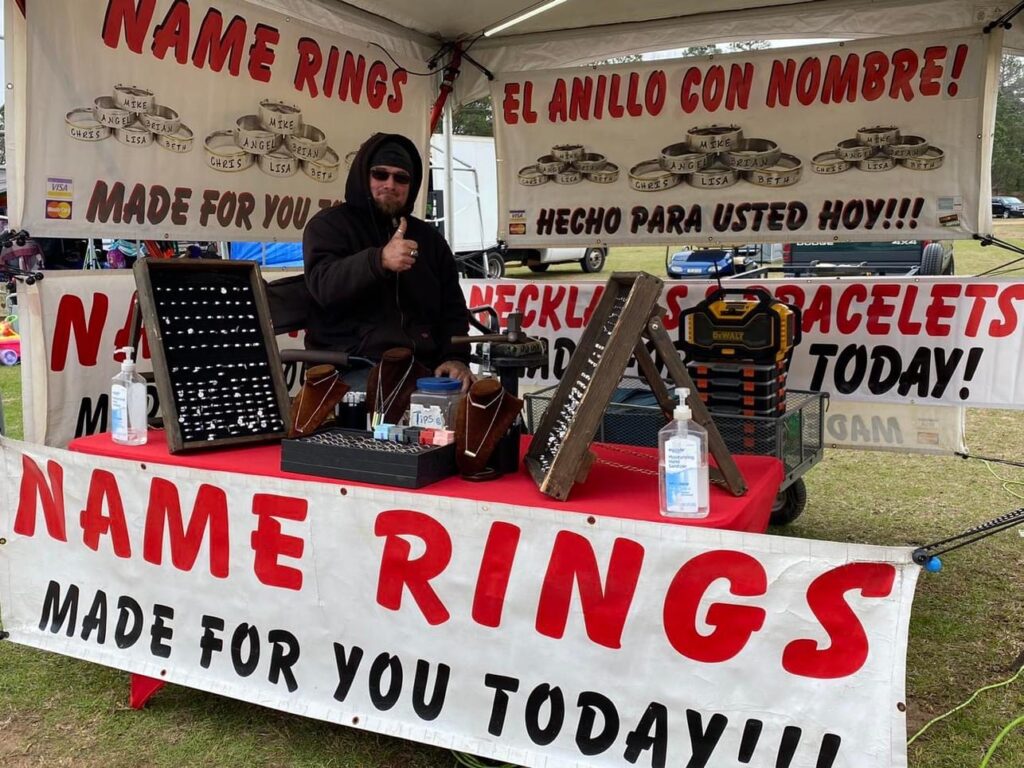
[281,428,457,489]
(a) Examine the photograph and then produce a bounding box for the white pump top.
[674,387,691,420]
[117,346,137,373]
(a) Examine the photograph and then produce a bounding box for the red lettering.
[250,493,307,590]
[626,72,643,116]
[522,81,538,123]
[50,294,109,372]
[374,510,451,625]
[493,284,516,324]
[548,79,567,122]
[888,48,918,101]
[388,69,407,113]
[102,0,157,52]
[802,286,831,333]
[964,283,999,337]
[865,284,900,334]
[535,532,644,650]
[502,83,521,124]
[924,283,962,336]
[703,65,724,111]
[608,74,625,118]
[13,456,66,541]
[366,60,389,109]
[766,59,795,108]
[150,0,190,64]
[191,11,246,76]
[680,67,701,113]
[143,479,229,578]
[822,54,858,103]
[645,70,666,115]
[538,286,566,331]
[339,51,365,102]
[471,522,521,628]
[570,77,592,120]
[293,38,322,97]
[782,563,895,679]
[726,63,753,110]
[663,551,767,663]
[861,51,889,101]
[565,286,586,329]
[80,469,132,558]
[988,283,1024,337]
[920,46,946,97]
[897,284,923,335]
[662,285,689,331]
[582,285,605,326]
[516,284,540,327]
[836,285,867,334]
[247,23,279,82]
[796,57,821,106]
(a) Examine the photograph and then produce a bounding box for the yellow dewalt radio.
[679,286,801,364]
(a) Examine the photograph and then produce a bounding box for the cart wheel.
[0,349,18,366]
[770,478,807,525]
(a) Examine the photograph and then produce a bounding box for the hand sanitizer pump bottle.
[110,347,148,446]
[658,387,709,518]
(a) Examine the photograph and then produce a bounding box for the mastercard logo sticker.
[45,200,73,219]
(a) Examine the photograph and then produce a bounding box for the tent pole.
[443,100,456,247]
[428,43,462,135]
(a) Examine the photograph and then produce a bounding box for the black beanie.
[370,140,413,173]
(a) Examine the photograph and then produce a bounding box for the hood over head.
[345,132,423,218]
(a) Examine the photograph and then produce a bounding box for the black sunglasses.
[370,168,412,185]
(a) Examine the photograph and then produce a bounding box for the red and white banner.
[493,31,997,247]
[14,0,432,241]
[22,272,1018,448]
[0,438,919,768]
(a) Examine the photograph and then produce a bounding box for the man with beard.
[302,132,473,390]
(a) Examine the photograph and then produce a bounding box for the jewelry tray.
[281,428,457,489]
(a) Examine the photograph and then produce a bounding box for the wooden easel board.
[526,271,746,501]
[133,260,291,453]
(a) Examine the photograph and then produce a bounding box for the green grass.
[3,235,1024,767]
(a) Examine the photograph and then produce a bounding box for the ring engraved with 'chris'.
[66,108,112,141]
[811,151,851,175]
[303,146,341,183]
[259,99,302,135]
[689,166,739,189]
[687,124,743,153]
[518,166,549,186]
[660,143,709,173]
[586,163,619,184]
[720,138,781,170]
[139,104,181,136]
[235,115,282,155]
[856,125,900,147]
[835,138,874,161]
[286,123,328,161]
[900,146,944,170]
[629,160,681,192]
[113,84,155,114]
[156,123,194,153]
[551,144,585,162]
[746,154,802,187]
[205,130,255,172]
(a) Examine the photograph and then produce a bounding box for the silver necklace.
[463,387,505,458]
[373,357,415,427]
[294,370,342,433]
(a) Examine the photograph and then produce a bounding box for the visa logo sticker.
[46,177,73,199]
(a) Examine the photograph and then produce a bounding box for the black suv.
[992,196,1024,218]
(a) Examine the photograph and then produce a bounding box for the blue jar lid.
[416,377,462,393]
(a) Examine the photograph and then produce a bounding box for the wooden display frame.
[133,259,291,453]
[525,272,747,501]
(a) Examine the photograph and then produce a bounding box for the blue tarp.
[229,242,303,267]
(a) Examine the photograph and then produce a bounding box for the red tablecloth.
[69,431,784,534]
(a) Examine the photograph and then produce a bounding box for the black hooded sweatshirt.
[302,132,470,367]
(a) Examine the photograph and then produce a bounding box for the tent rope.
[969,233,1024,277]
[984,1,1024,33]
[911,507,1024,565]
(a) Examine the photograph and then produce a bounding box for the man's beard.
[373,195,404,216]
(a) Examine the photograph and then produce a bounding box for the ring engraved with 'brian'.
[65,108,112,141]
[720,138,781,170]
[205,130,255,172]
[139,104,181,136]
[882,135,930,159]
[286,123,328,161]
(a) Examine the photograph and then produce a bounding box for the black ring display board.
[133,260,291,453]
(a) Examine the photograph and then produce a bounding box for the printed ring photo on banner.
[64,107,111,141]
[884,135,931,158]
[139,104,182,136]
[811,150,853,174]
[554,168,583,184]
[550,143,584,162]
[517,165,550,186]
[629,159,682,191]
[204,130,255,172]
[285,123,328,161]
[575,152,608,172]
[901,146,945,170]
[836,138,875,161]
[659,143,710,173]
[235,115,283,155]
[156,124,194,153]
[858,153,898,172]
[856,125,901,147]
[258,99,302,135]
[113,83,155,113]
[536,154,566,174]
[258,146,299,178]
[302,146,340,183]
[687,123,743,152]
[91,96,133,128]
[721,137,783,170]
[114,122,154,148]
[689,165,740,188]
[746,153,803,186]
[585,162,620,183]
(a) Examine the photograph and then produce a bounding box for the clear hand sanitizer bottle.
[110,346,148,446]
[659,387,709,518]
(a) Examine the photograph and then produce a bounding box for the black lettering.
[115,595,143,648]
[685,709,728,766]
[368,652,403,711]
[267,629,300,692]
[231,623,260,677]
[624,702,668,768]
[834,344,867,394]
[81,590,108,643]
[483,673,520,736]
[808,343,839,390]
[149,603,174,658]
[199,614,224,667]
[931,347,964,398]
[76,395,109,437]
[867,345,902,394]
[525,684,564,746]
[411,659,449,721]
[576,691,619,755]
[332,643,364,701]
[39,580,79,635]
[897,347,931,397]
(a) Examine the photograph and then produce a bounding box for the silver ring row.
[628,153,802,191]
[812,146,944,174]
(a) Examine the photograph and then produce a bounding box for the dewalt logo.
[712,330,745,342]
